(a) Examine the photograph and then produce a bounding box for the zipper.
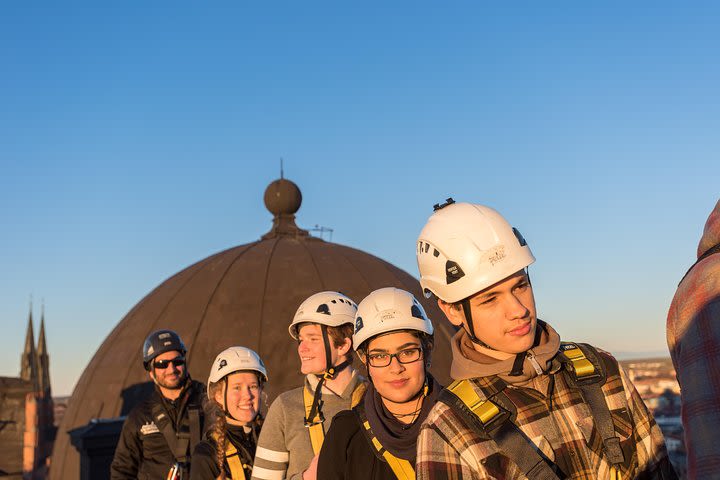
[526,351,544,375]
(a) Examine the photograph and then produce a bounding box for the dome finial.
[262,175,309,239]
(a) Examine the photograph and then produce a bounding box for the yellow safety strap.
[446,380,501,425]
[303,386,325,455]
[361,420,415,480]
[351,382,367,408]
[610,466,623,480]
[561,344,596,378]
[304,381,367,454]
[224,442,248,480]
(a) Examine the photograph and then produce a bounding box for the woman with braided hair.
[190,347,268,480]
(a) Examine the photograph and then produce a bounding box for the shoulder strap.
[440,379,560,480]
[188,405,201,454]
[151,402,190,463]
[559,342,626,466]
[353,403,415,480]
[224,442,249,480]
[303,385,325,455]
[351,381,367,408]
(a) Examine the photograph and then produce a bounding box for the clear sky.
[1,2,718,396]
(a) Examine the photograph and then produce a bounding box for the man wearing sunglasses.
[111,329,205,480]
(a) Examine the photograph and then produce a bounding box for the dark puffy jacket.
[110,379,205,480]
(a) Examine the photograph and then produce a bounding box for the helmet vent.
[316,304,331,315]
[411,305,425,319]
[433,248,440,258]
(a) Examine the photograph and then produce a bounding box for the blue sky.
[1,3,717,396]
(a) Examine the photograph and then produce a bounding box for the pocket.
[142,432,169,457]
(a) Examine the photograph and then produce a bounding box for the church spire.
[37,302,51,396]
[20,300,39,390]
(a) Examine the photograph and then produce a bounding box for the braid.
[207,379,228,480]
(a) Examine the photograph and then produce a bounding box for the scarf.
[362,374,441,463]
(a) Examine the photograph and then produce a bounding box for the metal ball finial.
[264,178,302,216]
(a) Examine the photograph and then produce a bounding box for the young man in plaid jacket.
[414,200,677,480]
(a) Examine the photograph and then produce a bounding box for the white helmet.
[353,287,434,350]
[207,346,268,396]
[417,200,535,303]
[289,291,358,339]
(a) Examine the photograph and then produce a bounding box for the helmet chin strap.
[304,325,350,427]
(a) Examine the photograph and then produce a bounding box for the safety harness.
[151,385,202,473]
[223,437,254,479]
[353,402,416,480]
[303,372,367,454]
[440,342,630,480]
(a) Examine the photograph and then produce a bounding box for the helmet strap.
[508,351,528,376]
[320,324,351,380]
[460,299,490,347]
[304,325,351,427]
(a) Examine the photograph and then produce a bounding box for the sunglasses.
[153,357,186,369]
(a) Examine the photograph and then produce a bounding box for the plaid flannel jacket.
[416,351,676,479]
[667,198,720,478]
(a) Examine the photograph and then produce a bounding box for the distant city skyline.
[2,3,718,396]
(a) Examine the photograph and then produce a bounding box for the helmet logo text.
[445,260,465,285]
[488,246,506,266]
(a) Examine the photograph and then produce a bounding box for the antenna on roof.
[309,224,334,241]
[280,158,284,179]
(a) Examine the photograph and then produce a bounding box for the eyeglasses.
[367,348,423,368]
[153,357,186,369]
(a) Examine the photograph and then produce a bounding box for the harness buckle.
[560,344,602,385]
[303,413,325,427]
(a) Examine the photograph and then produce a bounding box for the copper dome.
[50,179,455,480]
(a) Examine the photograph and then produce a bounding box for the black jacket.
[110,379,205,480]
[317,410,398,480]
[189,423,259,480]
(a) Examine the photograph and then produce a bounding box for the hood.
[698,199,720,258]
[449,320,561,383]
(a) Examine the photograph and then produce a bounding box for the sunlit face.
[215,372,262,426]
[365,331,426,405]
[440,270,537,354]
[149,350,187,390]
[296,323,350,375]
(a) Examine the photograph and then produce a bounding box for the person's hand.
[302,455,319,480]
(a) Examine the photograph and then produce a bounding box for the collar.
[305,369,362,399]
[450,320,562,383]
